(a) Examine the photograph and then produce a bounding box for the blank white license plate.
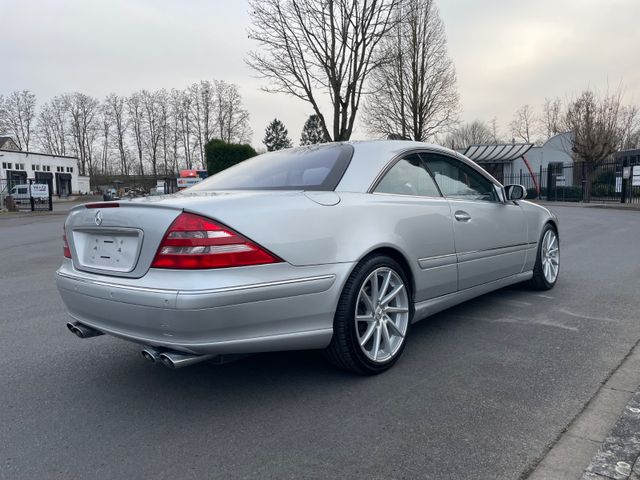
[75,230,141,272]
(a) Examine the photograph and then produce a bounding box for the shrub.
[205,139,257,175]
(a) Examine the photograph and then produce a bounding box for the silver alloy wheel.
[541,229,560,284]
[355,267,409,363]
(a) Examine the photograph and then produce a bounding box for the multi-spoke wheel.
[355,267,409,363]
[325,255,412,374]
[528,224,560,290]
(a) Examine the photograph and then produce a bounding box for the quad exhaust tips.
[141,347,213,369]
[141,347,163,363]
[66,321,104,339]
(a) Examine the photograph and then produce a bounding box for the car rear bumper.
[56,260,354,355]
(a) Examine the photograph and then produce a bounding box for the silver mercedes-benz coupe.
[57,141,559,374]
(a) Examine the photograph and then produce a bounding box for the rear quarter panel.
[196,192,458,302]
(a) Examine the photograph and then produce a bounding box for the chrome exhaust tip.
[66,321,103,339]
[141,347,163,363]
[158,351,214,369]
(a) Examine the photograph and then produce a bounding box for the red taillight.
[63,230,71,258]
[151,213,282,269]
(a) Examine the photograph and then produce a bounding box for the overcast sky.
[2,0,639,147]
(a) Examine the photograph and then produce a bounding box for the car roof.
[336,140,500,193]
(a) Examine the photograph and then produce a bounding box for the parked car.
[56,141,559,374]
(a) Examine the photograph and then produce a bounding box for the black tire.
[527,223,559,291]
[324,255,413,375]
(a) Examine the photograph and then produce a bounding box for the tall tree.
[157,89,172,175]
[36,95,68,156]
[263,118,292,151]
[620,104,640,150]
[364,0,459,141]
[2,90,37,150]
[247,0,399,141]
[213,80,252,144]
[509,104,536,143]
[66,92,100,175]
[141,90,162,177]
[300,114,329,145]
[105,93,130,175]
[99,104,112,175]
[561,88,624,200]
[126,92,146,175]
[168,89,184,172]
[189,80,214,167]
[541,97,562,140]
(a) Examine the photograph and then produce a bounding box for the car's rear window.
[188,144,354,191]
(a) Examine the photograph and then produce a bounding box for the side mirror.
[505,184,527,201]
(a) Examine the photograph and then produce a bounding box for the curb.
[526,340,640,479]
[532,201,640,212]
[582,391,640,479]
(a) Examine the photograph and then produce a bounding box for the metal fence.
[1,178,53,211]
[503,160,640,204]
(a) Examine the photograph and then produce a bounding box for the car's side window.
[374,154,441,197]
[422,154,498,202]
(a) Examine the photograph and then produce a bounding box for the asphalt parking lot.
[1,206,639,480]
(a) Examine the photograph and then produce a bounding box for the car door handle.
[454,210,471,222]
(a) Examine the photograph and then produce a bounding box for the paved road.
[1,207,639,480]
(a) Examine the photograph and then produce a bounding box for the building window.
[6,163,12,170]
[32,165,36,171]
[18,163,25,170]
[1,162,6,169]
[67,167,74,173]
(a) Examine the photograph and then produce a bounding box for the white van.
[9,185,30,204]
[9,184,49,204]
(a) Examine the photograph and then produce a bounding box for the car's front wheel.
[528,224,560,290]
[325,255,412,375]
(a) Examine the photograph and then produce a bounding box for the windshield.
[189,143,354,191]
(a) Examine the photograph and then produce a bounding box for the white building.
[0,137,90,196]
[461,132,575,186]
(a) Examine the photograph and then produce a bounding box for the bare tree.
[0,95,5,134]
[364,0,459,141]
[189,81,214,167]
[156,89,172,175]
[104,94,130,175]
[620,104,640,150]
[509,104,536,143]
[176,90,195,169]
[98,106,110,175]
[541,97,562,140]
[127,92,146,175]
[247,0,399,141]
[561,88,624,200]
[2,90,37,150]
[37,96,68,156]
[213,80,252,144]
[168,89,184,172]
[141,90,162,177]
[66,92,100,175]
[489,117,502,143]
[442,120,494,150]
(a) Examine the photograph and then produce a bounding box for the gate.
[28,179,53,211]
[503,159,640,203]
